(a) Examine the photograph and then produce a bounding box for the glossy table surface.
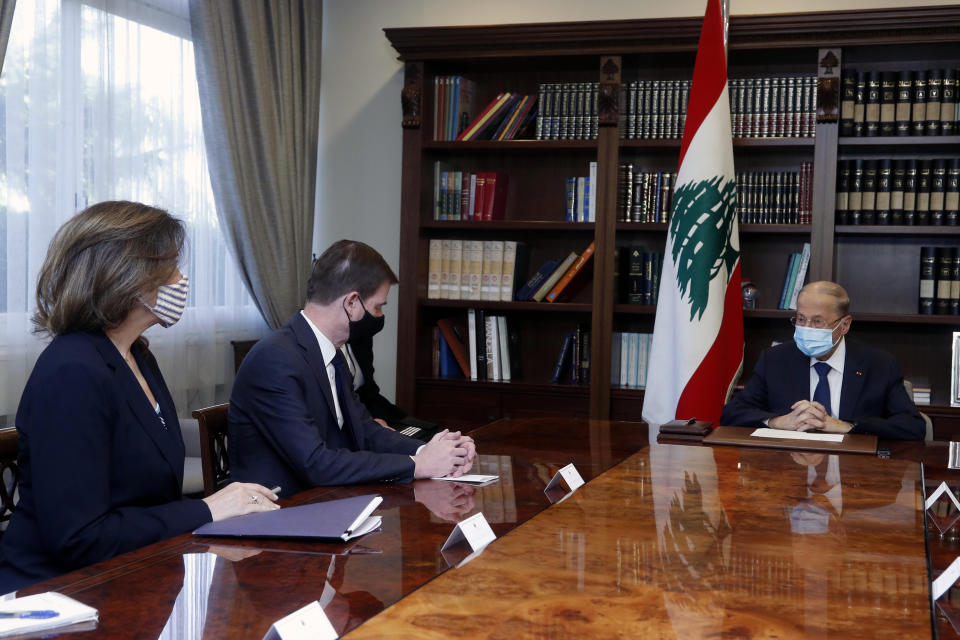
[17,418,646,638]
[15,421,952,639]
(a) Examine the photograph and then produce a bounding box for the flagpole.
[721,0,730,56]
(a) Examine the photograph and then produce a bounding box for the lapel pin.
[856,371,862,376]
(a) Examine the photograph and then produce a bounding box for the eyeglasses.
[789,315,844,329]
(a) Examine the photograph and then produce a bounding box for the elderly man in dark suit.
[228,240,476,495]
[721,281,924,440]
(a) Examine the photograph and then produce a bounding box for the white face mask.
[145,275,189,328]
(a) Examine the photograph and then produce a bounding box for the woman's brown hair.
[33,201,185,337]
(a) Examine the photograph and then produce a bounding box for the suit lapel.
[90,334,182,490]
[787,343,811,403]
[839,341,866,420]
[290,314,339,424]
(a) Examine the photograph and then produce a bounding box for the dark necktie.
[331,351,350,430]
[813,361,832,418]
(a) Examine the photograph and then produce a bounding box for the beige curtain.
[189,0,322,328]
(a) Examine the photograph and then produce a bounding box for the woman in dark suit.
[0,201,279,593]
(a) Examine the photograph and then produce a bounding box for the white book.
[620,332,630,387]
[463,240,484,300]
[497,315,511,381]
[627,333,638,388]
[468,174,477,221]
[640,333,651,388]
[788,242,811,310]
[0,592,98,638]
[576,177,586,222]
[588,161,597,222]
[467,309,478,380]
[481,240,505,301]
[427,239,442,299]
[440,239,452,299]
[448,239,463,301]
[485,315,500,382]
[500,241,518,302]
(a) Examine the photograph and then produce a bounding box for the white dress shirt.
[808,337,845,419]
[300,311,345,429]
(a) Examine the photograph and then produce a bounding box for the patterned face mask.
[145,275,189,328]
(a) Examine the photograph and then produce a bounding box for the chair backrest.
[0,428,20,532]
[903,380,934,441]
[191,404,231,497]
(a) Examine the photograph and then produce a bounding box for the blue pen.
[0,609,60,619]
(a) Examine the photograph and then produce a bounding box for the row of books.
[777,243,811,311]
[616,167,674,223]
[457,92,537,141]
[919,246,960,315]
[839,68,958,137]
[552,324,591,384]
[564,162,597,222]
[620,79,690,140]
[736,165,815,225]
[434,313,518,381]
[516,242,595,303]
[728,76,817,139]
[622,248,664,305]
[433,76,476,141]
[427,239,527,301]
[432,163,508,220]
[611,332,653,389]
[535,82,599,141]
[836,157,960,226]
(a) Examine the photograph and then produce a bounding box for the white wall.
[316,0,957,404]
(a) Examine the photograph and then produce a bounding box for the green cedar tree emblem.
[669,175,738,322]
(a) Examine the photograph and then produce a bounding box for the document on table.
[750,428,844,443]
[0,592,98,638]
[431,474,499,485]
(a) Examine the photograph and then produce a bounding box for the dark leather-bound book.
[912,70,927,136]
[947,158,960,226]
[919,246,936,314]
[860,159,877,225]
[896,70,913,136]
[876,158,892,225]
[835,159,851,225]
[942,69,958,136]
[849,158,864,225]
[840,68,856,136]
[904,158,918,225]
[880,71,897,136]
[926,69,943,136]
[952,250,960,315]
[853,71,867,136]
[865,71,881,137]
[936,247,954,315]
[891,159,906,225]
[658,419,714,442]
[916,159,932,225]
[627,247,644,304]
[931,159,947,226]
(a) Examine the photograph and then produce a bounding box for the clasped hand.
[413,429,477,479]
[769,400,852,434]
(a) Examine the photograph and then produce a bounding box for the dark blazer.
[228,313,420,495]
[346,336,407,424]
[0,332,211,592]
[720,340,925,440]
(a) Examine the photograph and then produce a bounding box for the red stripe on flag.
[677,0,728,169]
[674,261,744,424]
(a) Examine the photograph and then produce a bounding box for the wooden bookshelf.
[386,6,960,437]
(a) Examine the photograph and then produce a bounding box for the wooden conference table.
[16,418,957,638]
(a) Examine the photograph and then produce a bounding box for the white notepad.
[0,592,98,638]
[431,474,499,485]
[750,428,844,443]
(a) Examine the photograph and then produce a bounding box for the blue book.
[438,332,463,379]
[515,259,560,301]
[778,253,799,309]
[564,177,577,222]
[552,332,575,383]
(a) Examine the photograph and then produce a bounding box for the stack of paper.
[0,592,98,638]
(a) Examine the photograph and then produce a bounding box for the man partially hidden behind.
[229,240,476,494]
[721,281,925,440]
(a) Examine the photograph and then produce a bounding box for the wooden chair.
[0,428,20,533]
[191,404,231,497]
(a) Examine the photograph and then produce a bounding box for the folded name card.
[544,463,585,494]
[263,601,337,640]
[751,428,844,443]
[441,512,496,555]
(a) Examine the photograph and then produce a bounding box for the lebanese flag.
[641,0,743,426]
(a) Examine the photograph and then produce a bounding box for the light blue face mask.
[793,320,841,358]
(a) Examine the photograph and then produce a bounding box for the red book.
[436,77,447,141]
[545,241,595,302]
[460,172,472,220]
[473,173,488,219]
[456,92,507,141]
[483,172,509,221]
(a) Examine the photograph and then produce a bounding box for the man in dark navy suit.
[721,281,924,440]
[228,240,476,495]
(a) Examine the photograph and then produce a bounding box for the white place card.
[263,601,337,640]
[926,481,960,511]
[949,442,960,470]
[544,463,585,493]
[933,556,960,601]
[430,474,499,485]
[440,512,496,553]
[750,428,844,443]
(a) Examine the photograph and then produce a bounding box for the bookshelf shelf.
[422,220,594,231]
[421,299,593,313]
[425,140,598,152]
[389,6,960,436]
[835,225,960,236]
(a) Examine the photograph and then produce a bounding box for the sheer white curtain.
[0,0,268,425]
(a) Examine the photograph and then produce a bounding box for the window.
[0,0,267,424]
